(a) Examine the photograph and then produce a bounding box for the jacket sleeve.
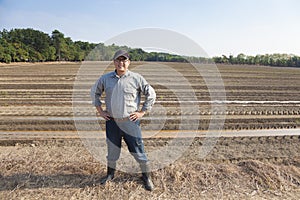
[140,77,156,112]
[90,77,103,106]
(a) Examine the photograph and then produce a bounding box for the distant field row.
[1,62,300,139]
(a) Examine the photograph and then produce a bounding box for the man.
[91,49,156,191]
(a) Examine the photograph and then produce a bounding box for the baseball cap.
[113,50,130,60]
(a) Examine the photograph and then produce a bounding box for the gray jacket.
[91,70,156,118]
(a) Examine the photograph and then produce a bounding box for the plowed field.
[1,62,300,199]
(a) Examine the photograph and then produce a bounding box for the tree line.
[0,28,97,63]
[0,28,199,63]
[1,28,299,67]
[212,53,300,67]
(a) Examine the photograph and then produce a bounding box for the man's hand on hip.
[129,111,145,122]
[96,106,111,121]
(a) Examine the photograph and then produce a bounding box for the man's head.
[113,50,130,75]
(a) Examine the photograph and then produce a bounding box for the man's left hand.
[129,111,145,122]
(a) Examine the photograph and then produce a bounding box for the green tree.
[236,53,246,64]
[6,28,51,61]
[0,37,15,63]
[51,30,66,61]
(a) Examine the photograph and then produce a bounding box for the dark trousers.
[105,119,148,163]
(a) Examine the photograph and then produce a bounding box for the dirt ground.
[1,62,300,199]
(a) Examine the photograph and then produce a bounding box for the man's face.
[114,56,130,74]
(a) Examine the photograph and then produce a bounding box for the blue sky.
[0,0,299,57]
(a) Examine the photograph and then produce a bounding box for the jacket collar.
[112,69,130,78]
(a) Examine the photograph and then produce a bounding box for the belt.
[109,117,129,122]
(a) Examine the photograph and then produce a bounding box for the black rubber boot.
[100,161,116,185]
[140,163,154,191]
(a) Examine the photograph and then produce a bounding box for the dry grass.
[1,138,300,199]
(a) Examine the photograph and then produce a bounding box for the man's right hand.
[96,106,111,121]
